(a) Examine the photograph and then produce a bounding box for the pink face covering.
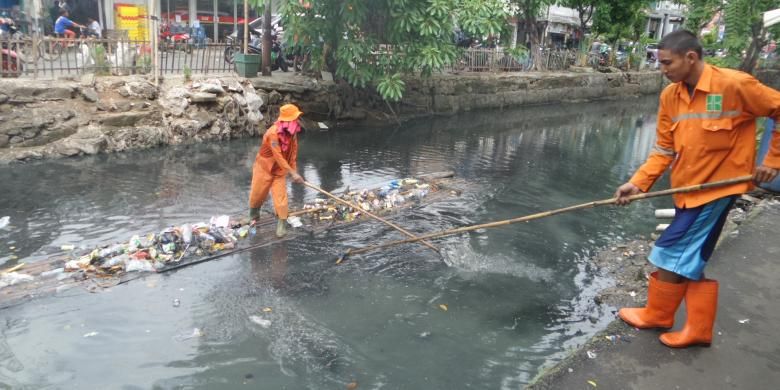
[275,120,301,152]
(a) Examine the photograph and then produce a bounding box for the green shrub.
[183,65,192,81]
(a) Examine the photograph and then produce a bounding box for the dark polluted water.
[0,96,669,389]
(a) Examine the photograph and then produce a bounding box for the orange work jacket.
[255,125,298,177]
[630,64,780,208]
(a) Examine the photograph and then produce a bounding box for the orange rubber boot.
[618,271,687,329]
[659,278,718,348]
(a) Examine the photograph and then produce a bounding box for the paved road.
[527,200,780,390]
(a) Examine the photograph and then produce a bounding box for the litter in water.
[83,331,99,338]
[0,216,9,229]
[287,216,303,228]
[738,318,749,324]
[0,272,34,288]
[175,327,204,341]
[249,315,272,328]
[586,350,597,359]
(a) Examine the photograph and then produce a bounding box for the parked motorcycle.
[224,32,289,72]
[0,15,24,76]
[159,24,193,54]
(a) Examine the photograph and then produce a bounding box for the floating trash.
[0,216,9,229]
[287,216,303,228]
[0,272,34,289]
[83,331,99,338]
[249,315,272,328]
[210,215,230,228]
[7,175,444,292]
[173,299,181,308]
[175,327,204,341]
[738,318,750,324]
[586,350,597,359]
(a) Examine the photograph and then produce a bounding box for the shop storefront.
[13,0,264,41]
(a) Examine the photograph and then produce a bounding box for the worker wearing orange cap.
[249,104,305,238]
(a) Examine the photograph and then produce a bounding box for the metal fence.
[1,35,235,79]
[441,47,655,73]
[443,47,579,73]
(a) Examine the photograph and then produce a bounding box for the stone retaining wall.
[400,70,664,115]
[1,70,668,163]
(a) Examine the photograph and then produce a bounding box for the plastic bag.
[287,216,303,228]
[125,259,155,272]
[209,215,230,228]
[0,272,34,288]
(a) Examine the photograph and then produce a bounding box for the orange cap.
[278,104,303,122]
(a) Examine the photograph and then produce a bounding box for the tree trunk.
[262,0,272,76]
[525,17,539,46]
[740,25,767,75]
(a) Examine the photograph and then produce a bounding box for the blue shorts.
[649,196,735,280]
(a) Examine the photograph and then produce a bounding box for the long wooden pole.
[302,181,440,254]
[336,175,754,263]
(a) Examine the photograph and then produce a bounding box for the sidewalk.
[527,201,780,390]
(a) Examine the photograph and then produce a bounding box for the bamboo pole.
[302,181,440,254]
[336,175,754,263]
[1,263,25,274]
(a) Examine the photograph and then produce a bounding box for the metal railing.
[443,47,579,73]
[1,35,236,78]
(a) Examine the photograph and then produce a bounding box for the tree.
[262,0,272,76]
[591,0,651,44]
[722,0,779,73]
[508,0,553,47]
[557,0,598,37]
[682,0,723,33]
[686,0,779,74]
[280,0,512,101]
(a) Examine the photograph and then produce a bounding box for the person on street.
[54,9,84,39]
[249,104,305,238]
[614,30,780,348]
[87,17,101,38]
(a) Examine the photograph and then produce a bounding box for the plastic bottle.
[128,235,142,251]
[101,254,129,269]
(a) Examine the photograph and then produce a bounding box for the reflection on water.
[0,96,669,388]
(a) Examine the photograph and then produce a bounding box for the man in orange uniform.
[614,30,780,348]
[249,104,305,238]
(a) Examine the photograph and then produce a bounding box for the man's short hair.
[59,8,67,16]
[659,29,703,59]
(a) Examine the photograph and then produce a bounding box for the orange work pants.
[249,169,289,219]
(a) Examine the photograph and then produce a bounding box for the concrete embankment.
[0,69,683,163]
[402,70,664,115]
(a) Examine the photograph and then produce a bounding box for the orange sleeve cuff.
[629,171,655,193]
[629,154,674,192]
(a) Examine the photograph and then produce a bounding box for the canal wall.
[401,70,664,115]
[0,69,683,163]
